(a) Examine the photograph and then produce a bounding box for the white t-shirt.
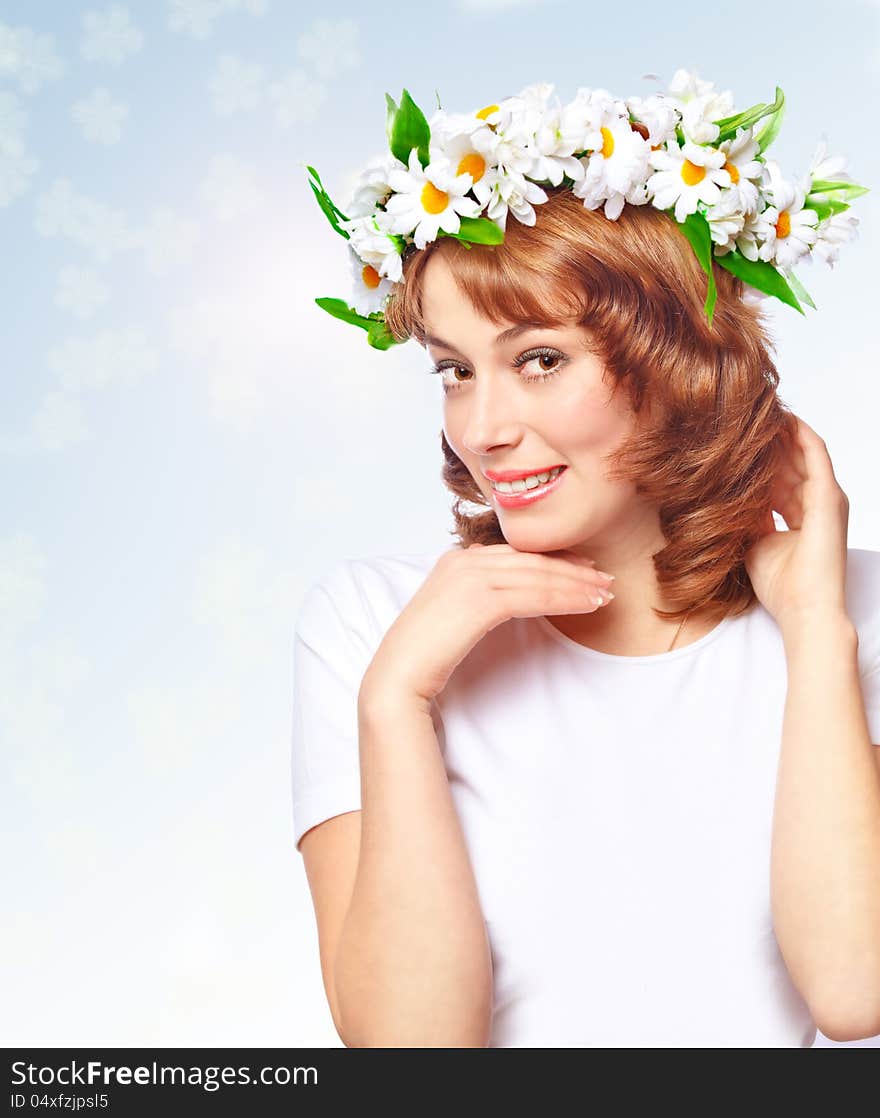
[290,543,880,1047]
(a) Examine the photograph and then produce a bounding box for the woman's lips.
[490,466,568,509]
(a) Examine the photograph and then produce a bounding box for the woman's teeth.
[490,465,566,494]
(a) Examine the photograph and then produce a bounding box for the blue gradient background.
[2,0,878,1047]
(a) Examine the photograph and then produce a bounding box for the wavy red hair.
[382,185,798,624]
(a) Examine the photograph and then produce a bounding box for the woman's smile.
[490,465,569,509]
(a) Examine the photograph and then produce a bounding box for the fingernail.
[596,571,615,582]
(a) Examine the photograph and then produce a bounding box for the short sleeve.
[290,559,380,851]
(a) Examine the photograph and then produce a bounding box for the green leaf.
[713,250,804,314]
[753,89,785,154]
[315,298,378,332]
[676,210,717,324]
[385,92,399,152]
[806,199,851,222]
[784,269,816,310]
[808,179,869,199]
[305,165,347,219]
[386,88,431,169]
[305,165,351,239]
[440,215,505,246]
[385,230,408,255]
[315,299,404,350]
[714,86,784,145]
[366,317,403,350]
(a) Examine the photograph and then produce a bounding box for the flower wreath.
[306,69,868,349]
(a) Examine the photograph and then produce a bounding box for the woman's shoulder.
[348,543,455,582]
[332,543,454,598]
[297,544,455,638]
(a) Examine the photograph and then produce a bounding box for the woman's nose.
[458,375,525,456]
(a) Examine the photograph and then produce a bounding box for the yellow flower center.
[600,126,614,159]
[457,152,486,184]
[681,159,706,186]
[476,104,498,121]
[421,180,449,214]
[775,210,791,239]
[362,264,381,290]
[723,160,739,184]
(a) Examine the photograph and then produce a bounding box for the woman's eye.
[433,364,471,388]
[429,348,567,393]
[523,352,564,375]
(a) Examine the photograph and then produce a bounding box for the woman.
[291,92,880,1047]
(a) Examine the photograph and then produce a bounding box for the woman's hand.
[359,542,616,711]
[743,415,850,629]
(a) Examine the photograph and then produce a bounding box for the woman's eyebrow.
[422,322,554,353]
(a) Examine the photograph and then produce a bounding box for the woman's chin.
[500,529,580,555]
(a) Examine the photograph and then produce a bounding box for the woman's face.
[420,251,656,557]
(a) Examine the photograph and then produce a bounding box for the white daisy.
[716,127,763,213]
[799,136,853,197]
[339,210,403,283]
[427,107,484,137]
[570,90,652,219]
[347,242,396,318]
[647,137,731,223]
[727,206,774,262]
[807,211,859,269]
[383,147,481,250]
[344,153,406,217]
[665,68,735,145]
[524,86,588,186]
[704,188,745,251]
[484,166,549,229]
[561,86,603,151]
[757,160,819,270]
[432,87,555,230]
[505,82,557,145]
[483,86,547,177]
[430,109,508,211]
[624,92,680,150]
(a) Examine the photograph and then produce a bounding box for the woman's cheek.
[553,388,633,450]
